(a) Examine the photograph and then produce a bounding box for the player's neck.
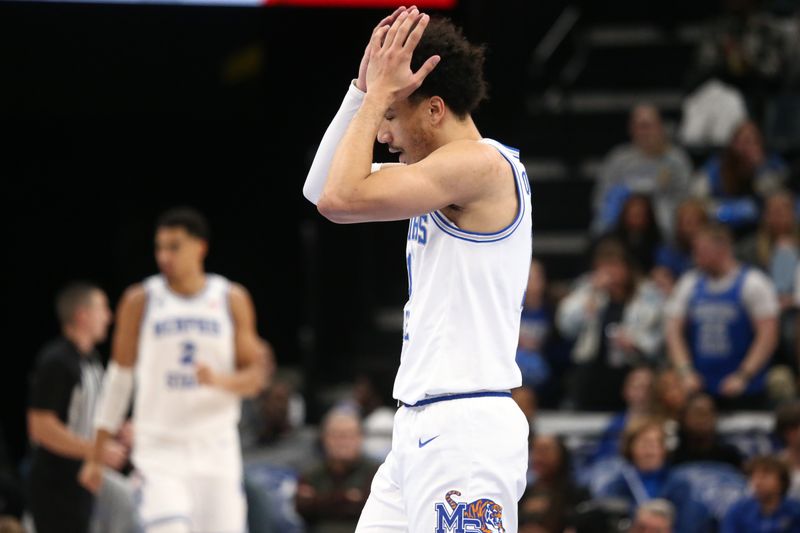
[167,271,207,297]
[63,326,94,355]
[436,114,481,148]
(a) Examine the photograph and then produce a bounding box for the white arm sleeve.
[303,81,367,205]
[94,362,134,434]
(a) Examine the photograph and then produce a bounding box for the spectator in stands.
[295,409,378,533]
[775,400,800,500]
[558,239,665,411]
[592,365,655,462]
[598,417,671,509]
[240,372,317,472]
[652,198,709,295]
[335,369,396,462]
[652,367,689,424]
[721,455,800,533]
[517,259,559,402]
[671,392,743,469]
[602,194,663,273]
[738,190,800,302]
[630,498,675,533]
[692,120,788,231]
[591,104,691,238]
[665,223,779,410]
[519,434,590,533]
[512,386,538,425]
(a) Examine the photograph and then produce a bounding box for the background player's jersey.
[394,138,532,405]
[134,273,239,440]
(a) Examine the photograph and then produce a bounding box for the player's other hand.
[196,363,218,387]
[102,440,128,471]
[357,6,409,92]
[78,460,104,494]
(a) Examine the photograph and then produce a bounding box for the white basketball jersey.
[134,274,239,439]
[394,139,532,405]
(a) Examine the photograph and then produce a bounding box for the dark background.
[0,0,717,467]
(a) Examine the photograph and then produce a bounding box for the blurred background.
[2,0,800,531]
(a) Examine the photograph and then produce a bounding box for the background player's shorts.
[355,394,529,533]
[132,430,246,533]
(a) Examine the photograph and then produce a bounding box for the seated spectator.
[592,365,655,463]
[721,455,800,533]
[335,369,396,462]
[240,374,317,472]
[671,392,743,469]
[630,498,676,533]
[295,409,379,533]
[652,198,709,295]
[692,120,788,231]
[558,239,665,411]
[665,223,779,410]
[775,400,800,500]
[512,386,538,426]
[738,190,800,308]
[652,367,689,425]
[517,259,560,399]
[598,417,671,509]
[519,434,590,532]
[591,104,691,238]
[601,194,663,273]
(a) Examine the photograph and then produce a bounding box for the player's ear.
[428,96,445,126]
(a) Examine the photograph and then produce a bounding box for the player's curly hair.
[409,17,488,118]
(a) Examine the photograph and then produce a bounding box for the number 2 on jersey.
[180,341,196,365]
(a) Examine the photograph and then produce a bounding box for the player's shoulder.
[227,281,253,303]
[118,283,148,317]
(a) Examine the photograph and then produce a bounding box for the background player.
[79,207,269,533]
[304,7,532,532]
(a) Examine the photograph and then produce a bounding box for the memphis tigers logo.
[435,490,505,533]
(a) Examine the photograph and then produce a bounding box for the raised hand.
[365,7,440,103]
[356,6,409,92]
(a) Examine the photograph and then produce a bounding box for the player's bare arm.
[318,10,506,224]
[196,283,268,397]
[78,283,145,493]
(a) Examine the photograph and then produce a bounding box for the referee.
[27,282,126,533]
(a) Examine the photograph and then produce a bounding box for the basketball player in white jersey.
[78,207,268,532]
[303,7,531,532]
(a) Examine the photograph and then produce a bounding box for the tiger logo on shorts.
[443,490,505,533]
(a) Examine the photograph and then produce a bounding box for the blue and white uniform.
[356,139,532,533]
[133,274,246,533]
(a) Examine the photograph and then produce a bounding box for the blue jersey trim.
[400,390,512,407]
[431,142,525,243]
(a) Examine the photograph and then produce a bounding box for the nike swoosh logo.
[418,435,440,448]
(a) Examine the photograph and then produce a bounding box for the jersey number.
[180,341,196,365]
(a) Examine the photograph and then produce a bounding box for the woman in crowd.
[692,120,788,231]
